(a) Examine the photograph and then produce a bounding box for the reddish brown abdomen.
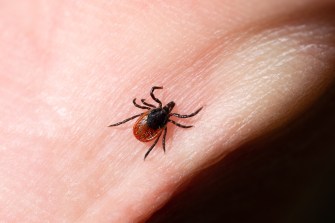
[133,112,163,142]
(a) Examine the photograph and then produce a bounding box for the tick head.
[164,101,175,114]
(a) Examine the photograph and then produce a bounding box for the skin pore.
[0,0,334,222]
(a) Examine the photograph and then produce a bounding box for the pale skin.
[0,0,335,222]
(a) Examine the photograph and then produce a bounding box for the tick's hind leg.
[133,98,151,110]
[150,86,163,108]
[168,119,193,128]
[108,113,143,127]
[144,133,162,160]
[141,99,156,108]
[170,107,203,118]
[162,127,167,153]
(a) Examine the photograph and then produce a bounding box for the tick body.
[133,111,164,142]
[108,86,202,160]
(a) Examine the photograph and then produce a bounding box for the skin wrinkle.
[194,20,335,171]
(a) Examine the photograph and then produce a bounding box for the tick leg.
[168,119,193,128]
[133,98,150,110]
[141,99,156,108]
[144,133,162,160]
[108,113,143,127]
[162,126,167,153]
[150,86,163,108]
[170,107,203,118]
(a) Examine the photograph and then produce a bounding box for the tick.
[108,86,203,160]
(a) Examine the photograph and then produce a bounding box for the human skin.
[0,0,335,222]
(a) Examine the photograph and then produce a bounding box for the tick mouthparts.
[164,101,175,113]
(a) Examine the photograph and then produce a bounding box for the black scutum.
[146,108,168,130]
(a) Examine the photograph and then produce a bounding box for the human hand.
[0,0,334,222]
